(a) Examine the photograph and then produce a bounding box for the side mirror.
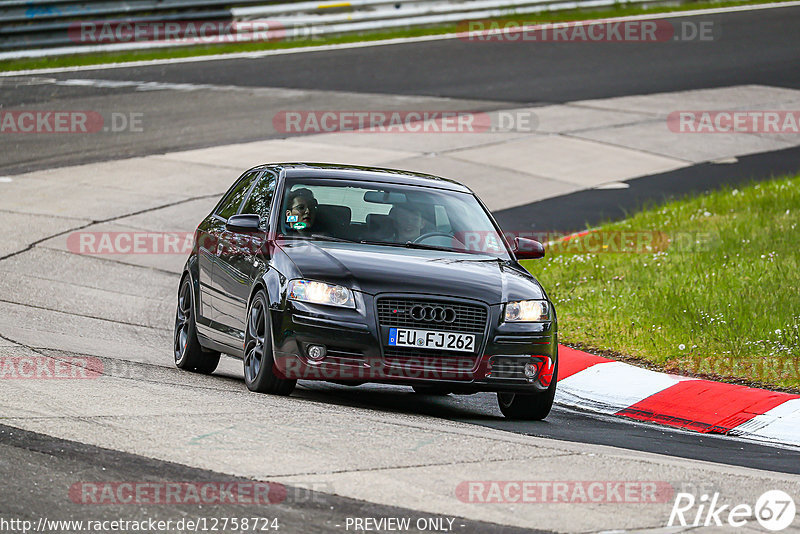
[226,214,262,232]
[514,237,545,259]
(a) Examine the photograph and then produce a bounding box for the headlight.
[288,280,355,308]
[504,300,550,322]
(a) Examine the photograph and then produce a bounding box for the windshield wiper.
[307,236,406,248]
[302,235,489,257]
[295,235,406,247]
[357,239,406,247]
[400,241,466,253]
[317,237,450,251]
[309,234,359,243]
[402,241,510,261]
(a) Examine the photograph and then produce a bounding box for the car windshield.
[278,178,511,260]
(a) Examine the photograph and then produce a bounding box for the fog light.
[524,362,539,381]
[307,344,327,361]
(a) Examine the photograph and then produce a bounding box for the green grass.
[521,175,800,391]
[0,0,792,72]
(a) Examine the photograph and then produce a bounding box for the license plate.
[387,328,475,353]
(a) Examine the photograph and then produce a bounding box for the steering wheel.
[412,232,464,247]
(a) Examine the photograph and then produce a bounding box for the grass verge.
[521,174,800,391]
[0,0,793,73]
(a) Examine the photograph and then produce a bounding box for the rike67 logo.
[669,490,796,531]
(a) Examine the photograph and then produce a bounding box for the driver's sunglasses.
[291,200,318,213]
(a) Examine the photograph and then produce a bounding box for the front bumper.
[271,292,557,393]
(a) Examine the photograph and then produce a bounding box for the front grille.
[489,357,530,379]
[383,348,477,375]
[376,298,488,334]
[325,347,366,365]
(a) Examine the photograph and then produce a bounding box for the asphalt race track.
[3,5,800,176]
[25,6,800,102]
[1,3,800,533]
[0,424,540,534]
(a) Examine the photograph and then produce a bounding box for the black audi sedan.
[174,163,558,419]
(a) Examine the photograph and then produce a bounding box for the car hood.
[277,240,545,304]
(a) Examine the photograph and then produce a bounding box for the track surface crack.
[0,192,221,263]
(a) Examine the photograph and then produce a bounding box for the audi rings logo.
[410,305,457,323]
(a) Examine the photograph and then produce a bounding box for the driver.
[389,204,425,243]
[285,188,319,235]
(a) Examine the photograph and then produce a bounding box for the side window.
[215,171,259,220]
[241,171,277,224]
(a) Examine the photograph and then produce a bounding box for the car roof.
[254,163,473,193]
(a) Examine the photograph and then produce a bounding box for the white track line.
[2,1,799,77]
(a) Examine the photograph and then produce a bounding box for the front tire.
[497,362,558,420]
[243,290,296,395]
[174,276,220,374]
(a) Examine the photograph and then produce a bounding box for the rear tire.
[497,361,558,420]
[174,276,220,374]
[243,290,296,395]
